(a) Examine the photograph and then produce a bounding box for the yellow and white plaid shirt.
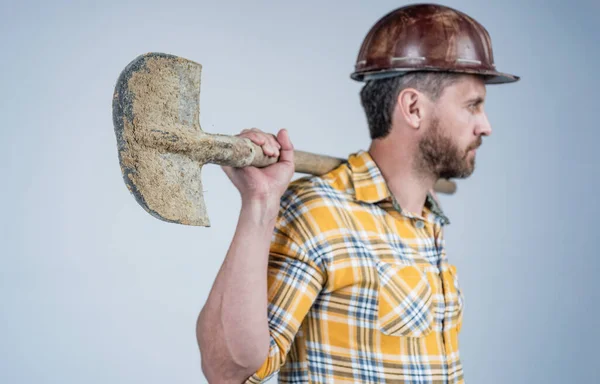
[246,150,465,383]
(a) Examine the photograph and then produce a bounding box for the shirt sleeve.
[243,220,326,383]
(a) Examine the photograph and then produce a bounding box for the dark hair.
[359,72,461,139]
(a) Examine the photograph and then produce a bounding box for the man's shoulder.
[280,162,353,209]
[273,161,354,258]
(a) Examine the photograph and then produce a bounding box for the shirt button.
[415,220,425,229]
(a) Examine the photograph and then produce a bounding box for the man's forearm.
[197,198,279,381]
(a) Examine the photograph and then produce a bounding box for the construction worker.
[197,4,519,383]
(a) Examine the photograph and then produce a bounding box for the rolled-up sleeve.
[244,223,326,383]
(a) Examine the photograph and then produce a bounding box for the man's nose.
[476,111,492,136]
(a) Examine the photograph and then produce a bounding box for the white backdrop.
[1,0,599,383]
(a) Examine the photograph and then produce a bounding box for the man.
[197,4,519,383]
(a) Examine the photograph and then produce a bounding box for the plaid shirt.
[246,150,465,383]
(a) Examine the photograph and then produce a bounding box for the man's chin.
[439,165,475,179]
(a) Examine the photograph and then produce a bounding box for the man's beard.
[417,116,482,179]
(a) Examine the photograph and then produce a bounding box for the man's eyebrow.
[466,96,485,105]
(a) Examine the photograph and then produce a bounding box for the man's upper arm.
[243,222,326,383]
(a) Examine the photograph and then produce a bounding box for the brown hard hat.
[351,4,519,84]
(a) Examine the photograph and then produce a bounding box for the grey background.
[1,0,598,383]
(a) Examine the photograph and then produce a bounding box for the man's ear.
[396,88,427,130]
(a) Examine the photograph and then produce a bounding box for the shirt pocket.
[442,264,465,333]
[375,262,434,338]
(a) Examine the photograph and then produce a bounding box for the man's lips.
[468,140,482,152]
[465,142,481,157]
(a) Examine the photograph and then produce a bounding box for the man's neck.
[368,139,436,217]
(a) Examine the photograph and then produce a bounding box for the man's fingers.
[268,136,281,153]
[239,132,266,146]
[239,129,281,157]
[266,134,281,157]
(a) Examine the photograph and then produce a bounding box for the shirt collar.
[347,150,451,225]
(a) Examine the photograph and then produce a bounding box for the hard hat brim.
[351,68,520,84]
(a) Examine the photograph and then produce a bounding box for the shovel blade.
[112,52,210,226]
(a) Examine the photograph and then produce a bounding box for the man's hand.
[221,128,295,204]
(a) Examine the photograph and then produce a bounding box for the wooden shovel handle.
[248,143,457,195]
